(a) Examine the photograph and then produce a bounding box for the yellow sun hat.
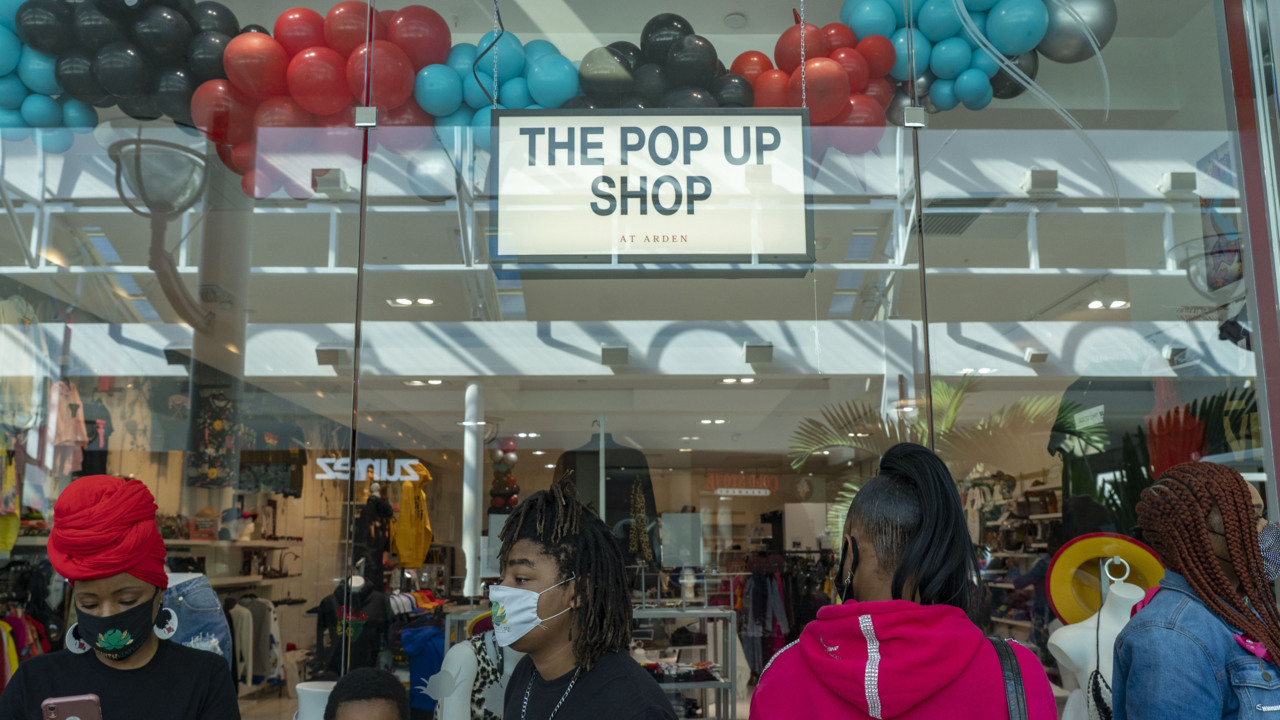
[1048,532,1165,625]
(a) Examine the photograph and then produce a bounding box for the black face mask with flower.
[76,591,159,661]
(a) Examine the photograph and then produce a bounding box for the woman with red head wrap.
[0,475,240,719]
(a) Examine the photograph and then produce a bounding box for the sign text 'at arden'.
[495,111,811,261]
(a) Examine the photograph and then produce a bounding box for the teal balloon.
[17,46,58,96]
[986,0,1049,56]
[930,38,972,79]
[435,105,474,155]
[962,81,993,109]
[844,0,896,40]
[500,76,531,108]
[886,0,923,28]
[523,39,559,66]
[954,68,991,104]
[462,71,498,109]
[477,30,525,85]
[471,104,503,152]
[0,26,19,76]
[890,28,932,81]
[526,54,578,109]
[965,0,1000,10]
[918,0,963,42]
[0,73,25,110]
[0,0,20,32]
[970,48,1000,77]
[962,12,988,47]
[415,64,463,117]
[36,127,72,153]
[931,79,958,110]
[446,43,478,79]
[60,98,97,132]
[0,105,25,141]
[19,93,58,127]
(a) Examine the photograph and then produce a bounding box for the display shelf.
[990,552,1039,558]
[260,575,304,586]
[1028,513,1063,520]
[165,539,302,549]
[632,606,737,720]
[989,582,1017,590]
[990,616,1033,629]
[14,536,48,547]
[1029,542,1049,549]
[208,575,264,588]
[656,678,731,690]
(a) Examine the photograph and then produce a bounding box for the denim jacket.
[1113,571,1280,720]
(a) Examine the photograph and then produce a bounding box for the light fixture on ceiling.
[679,448,693,452]
[700,419,713,424]
[532,450,545,455]
[544,463,555,469]
[457,421,487,426]
[1088,300,1105,310]
[821,450,830,455]
[1024,348,1049,364]
[722,378,738,384]
[427,379,444,385]
[723,11,747,28]
[959,368,975,374]
[388,298,413,307]
[601,344,629,366]
[405,380,427,386]
[977,367,996,374]
[416,298,435,305]
[744,341,773,364]
[739,377,756,384]
[713,419,727,424]
[1021,168,1058,195]
[1158,171,1197,196]
[1110,300,1130,309]
[517,432,528,438]
[527,432,540,438]
[848,431,871,438]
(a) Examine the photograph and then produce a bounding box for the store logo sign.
[494,110,813,262]
[315,457,422,482]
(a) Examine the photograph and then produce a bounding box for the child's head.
[323,668,409,720]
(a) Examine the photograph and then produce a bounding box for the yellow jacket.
[392,465,433,569]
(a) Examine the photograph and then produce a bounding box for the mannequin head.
[324,668,408,720]
[839,443,978,614]
[497,479,630,670]
[1137,461,1280,659]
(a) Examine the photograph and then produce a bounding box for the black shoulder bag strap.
[987,636,1030,720]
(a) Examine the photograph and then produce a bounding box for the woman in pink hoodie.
[751,443,1056,720]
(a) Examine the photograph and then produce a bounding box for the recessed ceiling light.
[679,448,693,452]
[405,380,427,386]
[427,379,444,385]
[856,432,870,438]
[739,378,756,384]
[821,450,830,455]
[713,419,727,425]
[532,450,545,455]
[700,419,713,424]
[457,421,487,426]
[1110,300,1129,309]
[959,368,975,374]
[722,378,738,384]
[978,368,996,374]
[899,406,917,413]
[527,432,540,438]
[416,298,435,305]
[389,298,413,307]
[517,433,528,438]
[544,463,555,469]
[1088,300,1105,310]
[723,11,748,28]
[315,390,325,398]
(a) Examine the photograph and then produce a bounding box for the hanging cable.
[472,0,505,106]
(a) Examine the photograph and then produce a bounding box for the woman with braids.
[1112,461,1280,720]
[491,479,676,720]
[752,443,1056,720]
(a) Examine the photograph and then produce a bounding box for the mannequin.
[426,631,523,720]
[553,433,659,574]
[1048,558,1144,720]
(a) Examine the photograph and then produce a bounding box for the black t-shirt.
[0,639,240,720]
[504,651,676,720]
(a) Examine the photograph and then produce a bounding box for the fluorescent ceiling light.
[427,379,443,385]
[416,298,435,305]
[713,419,727,424]
[700,419,713,424]
[1110,300,1129,309]
[389,298,413,307]
[1088,300,1105,310]
[739,378,756,384]
[722,378,737,384]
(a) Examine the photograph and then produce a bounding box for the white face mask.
[488,574,576,647]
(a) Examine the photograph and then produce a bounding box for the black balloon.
[640,13,693,65]
[664,34,717,90]
[560,96,597,110]
[157,0,195,21]
[154,66,194,124]
[74,2,128,53]
[56,50,110,105]
[716,59,727,77]
[991,50,1038,100]
[92,0,151,18]
[117,93,162,120]
[15,0,72,55]
[661,86,718,109]
[132,6,192,63]
[578,46,633,99]
[238,23,268,34]
[607,40,640,70]
[711,73,753,108]
[93,41,153,97]
[188,30,229,82]
[632,63,667,105]
[190,0,236,36]
[616,96,648,110]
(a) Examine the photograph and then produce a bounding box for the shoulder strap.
[987,636,1029,720]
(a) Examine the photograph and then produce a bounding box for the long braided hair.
[1136,462,1280,660]
[497,476,631,670]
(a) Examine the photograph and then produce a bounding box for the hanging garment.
[401,624,444,714]
[393,475,432,570]
[0,296,49,432]
[228,602,254,689]
[0,457,16,516]
[354,497,394,587]
[48,381,88,477]
[186,388,238,489]
[553,434,659,571]
[75,397,113,478]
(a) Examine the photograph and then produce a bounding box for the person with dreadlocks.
[1112,461,1280,719]
[492,478,676,720]
[752,443,1056,719]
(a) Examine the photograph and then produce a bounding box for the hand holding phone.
[40,694,103,720]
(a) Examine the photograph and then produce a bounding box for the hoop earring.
[154,607,179,640]
[66,624,90,654]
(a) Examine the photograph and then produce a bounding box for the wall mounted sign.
[494,109,813,263]
[315,456,424,482]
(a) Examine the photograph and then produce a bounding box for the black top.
[504,651,676,720]
[0,640,240,720]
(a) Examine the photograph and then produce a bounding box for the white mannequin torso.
[427,633,523,720]
[1048,581,1145,693]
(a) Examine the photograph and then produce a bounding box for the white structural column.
[463,381,484,597]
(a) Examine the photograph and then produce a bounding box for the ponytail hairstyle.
[846,443,979,613]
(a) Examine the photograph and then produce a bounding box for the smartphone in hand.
[40,694,103,720]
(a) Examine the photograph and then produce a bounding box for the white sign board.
[494,110,813,262]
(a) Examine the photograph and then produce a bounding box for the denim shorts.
[164,575,233,671]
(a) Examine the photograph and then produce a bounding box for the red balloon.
[287,46,351,116]
[325,1,386,58]
[375,99,433,154]
[729,51,773,86]
[827,93,886,155]
[255,95,315,128]
[274,8,325,58]
[191,79,257,145]
[214,143,237,173]
[856,35,896,78]
[242,168,280,199]
[224,33,290,100]
[499,437,517,452]
[506,494,519,507]
[388,5,451,70]
[788,58,850,124]
[829,47,870,94]
[347,40,414,110]
[490,497,505,509]
[864,76,894,110]
[823,23,859,53]
[752,69,792,108]
[378,9,395,27]
[775,14,828,75]
[230,141,256,174]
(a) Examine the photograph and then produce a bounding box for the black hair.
[498,477,631,669]
[323,668,409,720]
[846,443,979,613]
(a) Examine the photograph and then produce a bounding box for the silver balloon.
[885,88,913,126]
[492,450,505,462]
[911,70,937,97]
[503,451,518,465]
[923,93,942,114]
[1036,0,1118,64]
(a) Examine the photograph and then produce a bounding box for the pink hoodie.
[750,600,1056,720]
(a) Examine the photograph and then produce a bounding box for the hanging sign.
[493,109,813,262]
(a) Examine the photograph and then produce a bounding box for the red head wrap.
[48,475,168,589]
